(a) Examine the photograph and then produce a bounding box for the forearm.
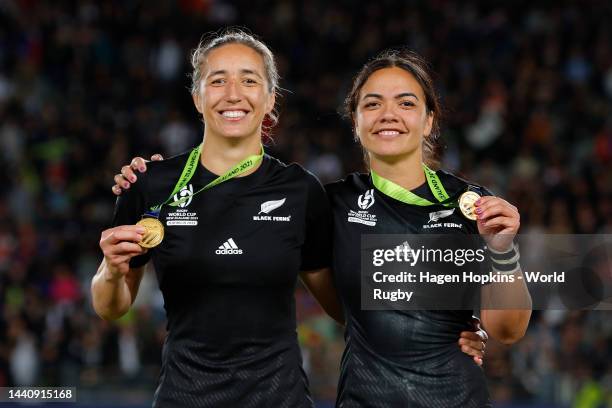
[481,268,532,344]
[91,259,134,320]
[300,268,345,326]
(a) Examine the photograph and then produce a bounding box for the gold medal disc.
[458,191,480,220]
[137,217,164,248]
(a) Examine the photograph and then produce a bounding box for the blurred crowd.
[0,0,611,406]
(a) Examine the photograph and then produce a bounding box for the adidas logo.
[215,238,243,255]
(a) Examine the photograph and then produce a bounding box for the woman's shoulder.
[127,149,197,197]
[264,154,323,187]
[325,173,370,196]
[437,169,494,197]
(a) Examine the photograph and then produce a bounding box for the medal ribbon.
[371,164,456,207]
[149,143,264,213]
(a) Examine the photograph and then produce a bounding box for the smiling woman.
[344,51,442,170]
[327,49,532,407]
[91,29,343,408]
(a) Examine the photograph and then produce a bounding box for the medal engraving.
[459,191,480,220]
[137,218,164,248]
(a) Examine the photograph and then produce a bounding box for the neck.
[370,152,425,191]
[200,133,262,176]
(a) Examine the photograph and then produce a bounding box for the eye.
[400,100,415,107]
[243,78,258,85]
[364,101,380,108]
[210,78,225,85]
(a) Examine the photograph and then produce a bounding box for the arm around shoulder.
[300,267,345,326]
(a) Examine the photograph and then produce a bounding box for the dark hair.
[343,49,442,167]
[190,28,280,128]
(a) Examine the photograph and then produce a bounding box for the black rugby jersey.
[327,170,492,408]
[112,150,332,408]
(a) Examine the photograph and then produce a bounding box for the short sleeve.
[299,173,332,271]
[111,174,152,268]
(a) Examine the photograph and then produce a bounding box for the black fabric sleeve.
[299,173,333,271]
[111,172,152,268]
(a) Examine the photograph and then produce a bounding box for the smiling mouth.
[374,130,404,137]
[219,110,248,121]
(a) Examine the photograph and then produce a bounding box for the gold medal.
[136,217,164,248]
[458,191,480,220]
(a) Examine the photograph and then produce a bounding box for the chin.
[369,146,422,163]
[218,126,256,139]
[366,142,409,157]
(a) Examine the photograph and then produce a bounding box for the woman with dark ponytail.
[327,49,531,407]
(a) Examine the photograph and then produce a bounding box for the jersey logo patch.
[348,190,377,226]
[166,186,198,225]
[422,209,463,230]
[358,189,375,210]
[428,208,455,223]
[173,184,193,208]
[253,198,292,222]
[215,238,243,255]
[259,198,286,214]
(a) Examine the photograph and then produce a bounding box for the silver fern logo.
[428,208,455,223]
[259,198,286,214]
[253,198,291,222]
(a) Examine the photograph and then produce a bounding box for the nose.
[224,78,242,103]
[379,103,398,123]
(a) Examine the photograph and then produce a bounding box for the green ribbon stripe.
[371,164,455,207]
[150,144,264,212]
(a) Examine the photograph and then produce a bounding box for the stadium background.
[0,1,610,407]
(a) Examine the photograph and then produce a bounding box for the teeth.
[378,130,400,136]
[221,111,246,118]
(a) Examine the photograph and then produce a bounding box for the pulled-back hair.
[343,49,443,167]
[190,28,280,127]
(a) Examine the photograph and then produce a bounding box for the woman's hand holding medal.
[99,225,148,280]
[473,196,520,252]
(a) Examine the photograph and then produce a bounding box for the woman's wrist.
[488,243,520,274]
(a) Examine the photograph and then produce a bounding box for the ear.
[265,91,276,115]
[192,93,203,115]
[423,111,434,137]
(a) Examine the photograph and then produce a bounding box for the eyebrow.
[362,92,419,100]
[208,69,263,79]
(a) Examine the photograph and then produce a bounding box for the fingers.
[121,165,138,183]
[476,196,517,212]
[460,330,479,339]
[150,154,164,161]
[113,156,151,195]
[459,342,484,358]
[458,332,485,359]
[114,173,131,190]
[475,197,520,233]
[100,225,146,245]
[479,216,518,232]
[474,356,483,366]
[130,157,148,172]
[476,202,519,222]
